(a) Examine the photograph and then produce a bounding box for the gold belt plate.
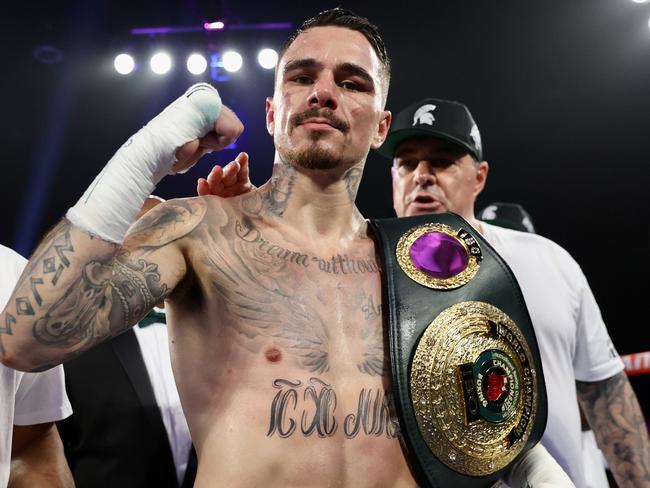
[410,301,538,475]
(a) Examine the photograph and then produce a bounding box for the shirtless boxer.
[0,9,571,487]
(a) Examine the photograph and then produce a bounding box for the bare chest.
[186,215,385,377]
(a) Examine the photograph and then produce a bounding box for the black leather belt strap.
[368,212,547,488]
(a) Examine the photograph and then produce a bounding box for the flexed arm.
[1,201,195,371]
[0,84,242,372]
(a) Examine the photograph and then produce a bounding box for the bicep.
[1,198,204,371]
[63,199,197,338]
[105,240,185,328]
[119,198,208,312]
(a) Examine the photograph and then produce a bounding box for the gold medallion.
[410,301,537,475]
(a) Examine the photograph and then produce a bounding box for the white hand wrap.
[66,83,222,243]
[506,444,576,488]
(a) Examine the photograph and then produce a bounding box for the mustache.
[290,108,350,133]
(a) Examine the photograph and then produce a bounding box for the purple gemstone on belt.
[409,232,469,279]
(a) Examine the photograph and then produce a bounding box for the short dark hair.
[278,8,391,101]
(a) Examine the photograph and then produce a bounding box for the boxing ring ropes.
[622,352,650,377]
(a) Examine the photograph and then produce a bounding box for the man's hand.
[196,151,256,198]
[174,105,244,173]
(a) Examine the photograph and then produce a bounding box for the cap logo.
[481,205,498,221]
[413,104,437,126]
[521,216,535,233]
[470,123,482,155]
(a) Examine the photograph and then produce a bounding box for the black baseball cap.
[378,98,483,161]
[477,202,536,234]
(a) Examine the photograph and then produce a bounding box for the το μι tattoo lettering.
[267,377,399,440]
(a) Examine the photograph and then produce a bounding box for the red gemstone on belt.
[485,370,508,402]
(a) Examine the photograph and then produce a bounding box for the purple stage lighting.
[131,21,291,36]
[204,21,225,30]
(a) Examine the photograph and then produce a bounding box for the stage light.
[222,50,243,72]
[114,53,135,75]
[257,48,278,69]
[187,53,207,75]
[204,21,225,30]
[150,52,172,74]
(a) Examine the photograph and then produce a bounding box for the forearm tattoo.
[577,372,650,484]
[267,377,399,439]
[2,201,202,365]
[1,220,85,357]
[32,251,168,348]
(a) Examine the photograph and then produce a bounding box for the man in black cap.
[476,202,615,487]
[377,98,650,488]
[477,202,536,234]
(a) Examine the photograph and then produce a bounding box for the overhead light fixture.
[257,48,278,69]
[114,53,135,75]
[222,50,243,72]
[150,52,172,74]
[186,53,207,75]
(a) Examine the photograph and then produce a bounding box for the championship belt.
[368,213,547,488]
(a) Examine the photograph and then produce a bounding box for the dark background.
[2,0,649,403]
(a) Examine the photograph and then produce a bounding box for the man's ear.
[265,97,275,136]
[370,110,392,149]
[474,160,489,197]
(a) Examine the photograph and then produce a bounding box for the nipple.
[265,347,283,363]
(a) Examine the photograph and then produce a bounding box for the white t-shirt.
[133,312,192,485]
[581,430,609,488]
[481,223,623,488]
[0,245,72,487]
